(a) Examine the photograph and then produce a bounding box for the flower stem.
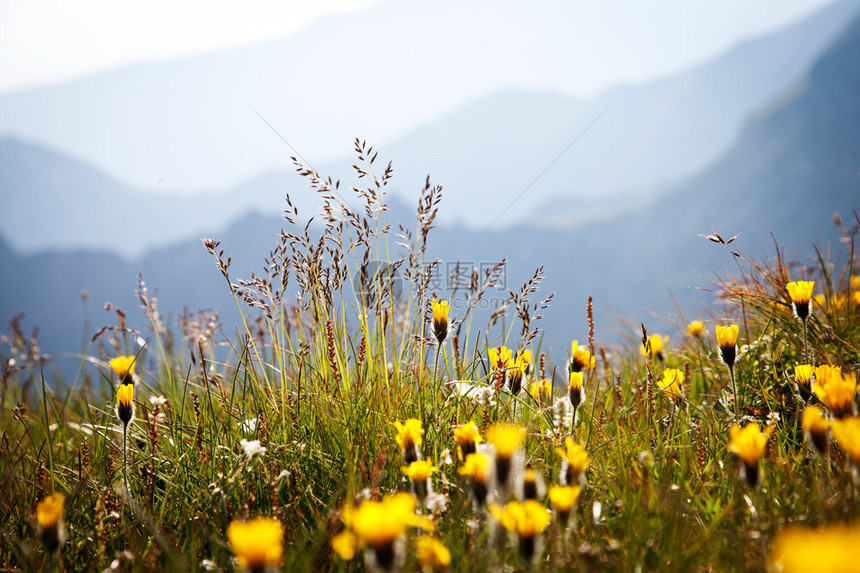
[730,365,739,421]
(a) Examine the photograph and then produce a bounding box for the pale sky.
[0,0,839,96]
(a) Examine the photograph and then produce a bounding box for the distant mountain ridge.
[0,0,856,250]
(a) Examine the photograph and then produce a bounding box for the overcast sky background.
[0,0,837,97]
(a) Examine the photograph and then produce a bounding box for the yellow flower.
[486,423,524,460]
[227,517,284,570]
[331,530,359,561]
[657,368,684,405]
[831,417,860,465]
[36,493,66,553]
[556,437,590,485]
[458,453,491,505]
[116,383,134,425]
[687,321,704,338]
[488,345,513,370]
[522,464,540,500]
[852,276,860,292]
[568,340,595,373]
[394,418,424,462]
[728,423,774,486]
[458,452,490,482]
[801,405,829,454]
[431,298,449,344]
[814,365,857,418]
[489,500,551,560]
[569,371,584,409]
[110,355,136,384]
[786,280,814,320]
[453,421,482,459]
[641,334,665,358]
[351,493,433,550]
[528,379,552,402]
[36,493,65,529]
[770,522,860,573]
[402,460,437,481]
[715,324,739,368]
[415,535,451,572]
[794,364,814,387]
[548,485,581,514]
[507,352,530,395]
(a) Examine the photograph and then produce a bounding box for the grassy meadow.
[2,148,859,572]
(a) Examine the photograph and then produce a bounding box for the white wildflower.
[149,395,168,407]
[240,439,266,460]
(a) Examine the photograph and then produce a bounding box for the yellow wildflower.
[548,485,581,528]
[568,340,595,373]
[36,493,66,553]
[528,379,552,403]
[402,460,437,482]
[801,405,828,454]
[687,320,704,338]
[458,453,491,505]
[110,355,136,384]
[556,437,590,486]
[453,421,482,459]
[116,383,134,426]
[657,368,684,406]
[786,280,814,320]
[489,500,551,561]
[227,517,284,571]
[431,298,449,344]
[394,418,423,463]
[415,535,451,572]
[715,324,739,368]
[641,334,665,360]
[831,416,860,466]
[487,345,513,371]
[569,371,584,409]
[814,365,857,418]
[487,423,525,488]
[770,522,860,573]
[728,423,774,487]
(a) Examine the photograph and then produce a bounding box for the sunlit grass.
[1,145,859,571]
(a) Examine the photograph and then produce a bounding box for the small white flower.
[425,491,450,514]
[240,439,266,460]
[200,559,218,571]
[241,418,258,433]
[149,395,168,407]
[766,411,781,425]
[275,470,291,482]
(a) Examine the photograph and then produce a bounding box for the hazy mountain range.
[0,0,858,258]
[1,2,859,379]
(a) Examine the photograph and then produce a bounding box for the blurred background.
[1,0,858,376]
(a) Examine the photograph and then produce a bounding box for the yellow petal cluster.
[454,422,482,448]
[36,493,65,528]
[548,485,581,513]
[556,437,590,481]
[727,423,774,466]
[770,522,860,573]
[415,535,451,572]
[831,416,860,465]
[110,355,136,382]
[457,453,491,483]
[641,334,665,357]
[687,321,704,338]
[431,298,449,343]
[394,418,424,450]
[486,423,525,459]
[350,493,433,549]
[227,517,285,569]
[569,340,595,372]
[488,345,513,370]
[402,460,437,481]
[715,324,739,349]
[658,368,684,404]
[813,365,857,418]
[490,500,551,538]
[794,364,814,387]
[786,280,814,306]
